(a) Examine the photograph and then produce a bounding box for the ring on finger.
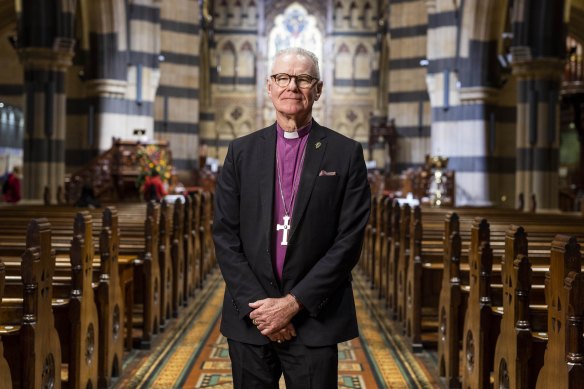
[252,319,258,326]
[277,339,283,344]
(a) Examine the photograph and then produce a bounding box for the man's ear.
[315,81,323,100]
[266,79,272,96]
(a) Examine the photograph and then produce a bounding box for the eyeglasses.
[270,73,319,89]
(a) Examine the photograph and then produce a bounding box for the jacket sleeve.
[290,141,371,317]
[213,142,268,319]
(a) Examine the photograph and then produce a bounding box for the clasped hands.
[249,294,301,344]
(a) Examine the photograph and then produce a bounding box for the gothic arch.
[354,44,371,85]
[335,43,352,80]
[219,41,236,86]
[349,1,359,28]
[238,41,255,80]
[334,1,345,28]
[363,2,373,29]
[245,0,258,27]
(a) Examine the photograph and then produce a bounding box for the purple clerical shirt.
[272,121,312,281]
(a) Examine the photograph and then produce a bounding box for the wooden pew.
[0,219,63,388]
[0,203,161,350]
[437,214,462,388]
[373,196,387,293]
[386,200,401,316]
[2,212,100,388]
[395,203,411,323]
[0,261,13,387]
[535,235,584,388]
[492,226,543,389]
[158,200,173,327]
[457,220,584,389]
[171,198,186,316]
[461,219,497,389]
[95,208,125,388]
[405,206,442,350]
[378,196,393,300]
[182,195,196,299]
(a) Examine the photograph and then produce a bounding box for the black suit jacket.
[213,121,371,347]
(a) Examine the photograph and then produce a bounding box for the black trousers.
[227,338,338,389]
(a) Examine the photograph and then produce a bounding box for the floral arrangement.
[135,144,173,190]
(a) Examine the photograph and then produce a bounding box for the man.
[213,47,371,388]
[1,166,21,203]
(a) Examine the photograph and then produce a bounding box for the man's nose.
[286,77,300,90]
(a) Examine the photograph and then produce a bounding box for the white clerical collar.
[283,131,300,139]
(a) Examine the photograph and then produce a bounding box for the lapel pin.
[315,141,322,149]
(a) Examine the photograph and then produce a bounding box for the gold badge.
[315,141,322,149]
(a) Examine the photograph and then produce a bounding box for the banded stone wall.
[387,0,431,173]
[155,1,201,180]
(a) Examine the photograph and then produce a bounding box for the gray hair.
[272,47,320,79]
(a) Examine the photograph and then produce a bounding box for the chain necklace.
[275,141,307,246]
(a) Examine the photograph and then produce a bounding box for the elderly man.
[213,47,371,388]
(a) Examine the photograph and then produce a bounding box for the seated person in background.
[143,169,167,202]
[75,184,101,208]
[1,166,21,203]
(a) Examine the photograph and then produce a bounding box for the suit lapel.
[258,125,276,247]
[289,121,327,241]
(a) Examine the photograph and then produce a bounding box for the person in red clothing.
[143,169,167,202]
[1,166,21,203]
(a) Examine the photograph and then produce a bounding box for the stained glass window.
[268,3,323,75]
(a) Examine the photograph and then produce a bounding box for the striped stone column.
[513,59,564,210]
[20,47,73,202]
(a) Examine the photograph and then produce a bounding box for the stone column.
[20,47,73,202]
[457,86,500,205]
[513,58,564,210]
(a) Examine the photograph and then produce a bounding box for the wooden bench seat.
[0,209,126,388]
[0,219,63,388]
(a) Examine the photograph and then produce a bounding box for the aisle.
[116,270,441,388]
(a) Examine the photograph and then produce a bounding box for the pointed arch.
[349,1,360,29]
[217,0,228,26]
[363,2,373,29]
[232,0,243,26]
[238,41,255,87]
[334,1,345,28]
[354,43,371,83]
[335,43,352,80]
[219,41,236,88]
[246,0,257,26]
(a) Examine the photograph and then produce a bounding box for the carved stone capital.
[84,79,128,98]
[458,86,500,104]
[512,57,565,80]
[18,47,74,71]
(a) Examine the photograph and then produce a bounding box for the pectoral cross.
[276,215,291,246]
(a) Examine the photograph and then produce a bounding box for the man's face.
[267,53,323,120]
